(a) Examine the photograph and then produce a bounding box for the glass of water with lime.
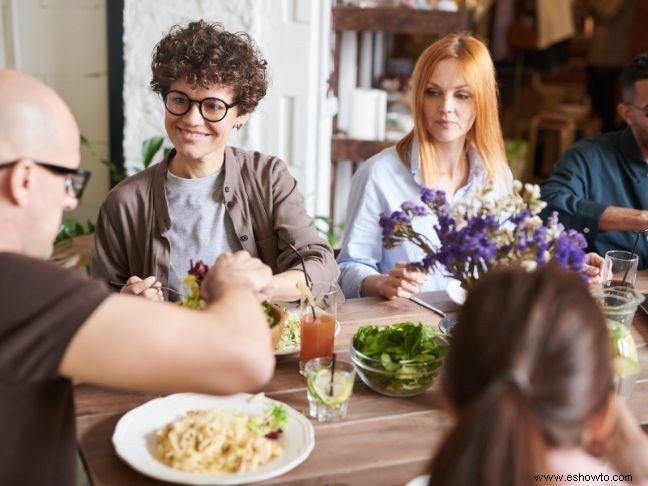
[304,357,355,421]
[592,286,644,398]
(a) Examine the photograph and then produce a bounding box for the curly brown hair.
[150,20,268,116]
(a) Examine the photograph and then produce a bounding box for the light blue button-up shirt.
[337,141,511,298]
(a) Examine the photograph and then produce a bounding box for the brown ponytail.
[430,264,612,486]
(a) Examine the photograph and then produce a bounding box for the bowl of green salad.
[351,322,447,397]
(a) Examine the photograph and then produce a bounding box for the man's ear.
[617,103,631,127]
[6,159,33,206]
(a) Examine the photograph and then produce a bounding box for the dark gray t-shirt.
[165,169,242,298]
[0,252,109,485]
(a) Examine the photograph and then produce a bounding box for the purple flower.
[552,230,587,274]
[420,187,447,212]
[401,201,428,216]
[378,213,395,238]
[379,210,414,248]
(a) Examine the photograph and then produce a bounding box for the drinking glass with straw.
[298,282,340,373]
[280,237,341,373]
[304,355,356,421]
[619,230,648,286]
[602,230,646,288]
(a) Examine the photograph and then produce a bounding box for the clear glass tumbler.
[602,250,639,289]
[304,357,356,422]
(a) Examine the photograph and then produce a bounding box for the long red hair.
[396,33,508,187]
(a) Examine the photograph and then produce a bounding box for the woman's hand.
[120,276,164,302]
[377,262,428,299]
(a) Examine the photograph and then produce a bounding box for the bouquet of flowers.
[378,181,587,290]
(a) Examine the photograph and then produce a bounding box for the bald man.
[0,69,276,484]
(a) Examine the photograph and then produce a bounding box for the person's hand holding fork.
[119,276,164,302]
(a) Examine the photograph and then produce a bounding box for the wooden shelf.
[331,137,394,163]
[332,6,468,35]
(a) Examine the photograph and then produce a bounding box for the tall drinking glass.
[592,286,644,398]
[602,250,639,289]
[299,282,340,373]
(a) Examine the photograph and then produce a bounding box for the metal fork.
[109,281,187,298]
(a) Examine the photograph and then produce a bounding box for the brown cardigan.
[90,146,338,297]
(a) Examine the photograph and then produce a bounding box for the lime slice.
[308,369,353,407]
[608,320,640,378]
[613,356,640,378]
[297,281,317,309]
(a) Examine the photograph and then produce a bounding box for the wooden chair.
[525,106,599,181]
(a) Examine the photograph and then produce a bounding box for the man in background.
[0,68,276,485]
[541,53,648,267]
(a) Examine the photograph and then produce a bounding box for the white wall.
[0,0,109,224]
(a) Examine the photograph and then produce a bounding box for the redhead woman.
[427,265,648,486]
[91,21,338,301]
[337,33,512,299]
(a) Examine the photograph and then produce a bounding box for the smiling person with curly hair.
[92,21,338,302]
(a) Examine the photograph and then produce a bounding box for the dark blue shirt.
[540,127,648,268]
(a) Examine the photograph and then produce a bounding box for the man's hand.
[378,262,428,300]
[120,276,163,301]
[202,251,274,301]
[584,252,604,284]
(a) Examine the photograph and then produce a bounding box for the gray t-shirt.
[165,169,242,299]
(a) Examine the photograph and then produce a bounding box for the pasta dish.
[156,406,286,474]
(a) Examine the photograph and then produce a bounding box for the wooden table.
[75,283,648,485]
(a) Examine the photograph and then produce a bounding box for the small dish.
[438,313,459,334]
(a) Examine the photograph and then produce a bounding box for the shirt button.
[224,186,230,192]
[240,235,248,242]
[226,201,233,209]
[583,227,590,234]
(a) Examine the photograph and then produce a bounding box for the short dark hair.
[621,53,648,104]
[150,20,268,116]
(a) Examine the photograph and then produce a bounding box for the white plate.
[406,474,431,486]
[112,393,315,485]
[274,303,341,357]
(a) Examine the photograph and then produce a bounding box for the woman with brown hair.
[337,33,512,300]
[91,20,338,301]
[428,265,648,486]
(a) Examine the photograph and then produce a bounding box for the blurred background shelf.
[331,6,469,35]
[331,137,393,163]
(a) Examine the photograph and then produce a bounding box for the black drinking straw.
[622,230,646,285]
[280,237,316,319]
[329,353,337,397]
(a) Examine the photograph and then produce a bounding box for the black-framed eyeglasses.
[163,90,237,123]
[627,103,648,118]
[0,160,91,199]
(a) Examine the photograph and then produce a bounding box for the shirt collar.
[409,137,488,187]
[621,126,646,163]
[619,127,648,183]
